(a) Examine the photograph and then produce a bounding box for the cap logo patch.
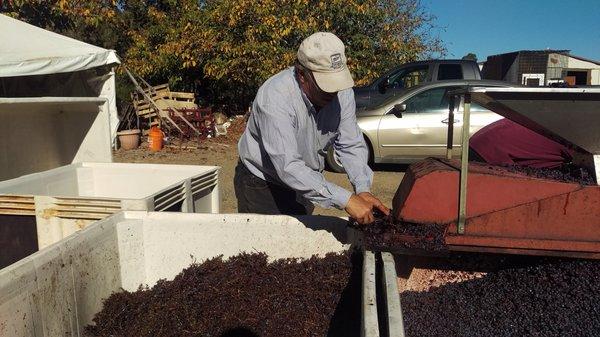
[330,53,342,69]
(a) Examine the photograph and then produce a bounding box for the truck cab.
[354,60,482,108]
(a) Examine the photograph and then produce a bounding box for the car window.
[437,64,464,80]
[469,102,492,112]
[404,87,451,113]
[388,65,429,89]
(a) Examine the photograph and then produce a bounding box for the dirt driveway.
[114,133,405,216]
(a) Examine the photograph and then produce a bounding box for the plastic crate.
[0,163,219,266]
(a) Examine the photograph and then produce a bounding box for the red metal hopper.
[393,158,600,258]
[392,87,600,259]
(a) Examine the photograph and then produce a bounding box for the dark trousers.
[234,161,314,215]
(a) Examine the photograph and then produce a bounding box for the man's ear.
[296,67,307,85]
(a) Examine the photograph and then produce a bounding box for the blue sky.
[423,0,600,62]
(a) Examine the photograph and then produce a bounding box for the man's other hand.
[345,194,376,224]
[358,192,390,216]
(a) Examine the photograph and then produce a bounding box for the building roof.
[561,53,600,66]
[486,50,571,59]
[485,50,599,66]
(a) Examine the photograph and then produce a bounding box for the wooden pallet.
[130,82,205,137]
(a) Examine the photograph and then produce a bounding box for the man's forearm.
[275,158,353,209]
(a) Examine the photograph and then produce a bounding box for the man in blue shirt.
[235,32,389,224]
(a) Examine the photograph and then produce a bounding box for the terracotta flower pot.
[117,129,141,150]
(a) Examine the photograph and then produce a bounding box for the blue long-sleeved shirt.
[237,67,373,209]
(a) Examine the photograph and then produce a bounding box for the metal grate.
[190,170,218,195]
[153,183,187,211]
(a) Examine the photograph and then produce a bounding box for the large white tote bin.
[0,212,403,337]
[0,98,220,268]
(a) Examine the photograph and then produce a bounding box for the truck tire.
[326,146,346,173]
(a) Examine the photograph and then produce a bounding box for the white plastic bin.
[0,97,112,181]
[0,212,399,337]
[0,97,221,267]
[0,163,219,267]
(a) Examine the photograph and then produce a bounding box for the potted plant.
[117,129,141,150]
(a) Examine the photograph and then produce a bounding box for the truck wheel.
[326,146,346,173]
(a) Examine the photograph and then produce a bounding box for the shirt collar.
[292,67,318,114]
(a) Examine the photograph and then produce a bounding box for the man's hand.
[358,192,390,216]
[345,194,375,224]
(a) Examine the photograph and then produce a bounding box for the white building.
[481,50,600,86]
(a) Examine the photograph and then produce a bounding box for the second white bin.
[0,162,220,267]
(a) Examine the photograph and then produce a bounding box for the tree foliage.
[189,0,445,108]
[462,53,478,62]
[1,0,120,47]
[1,0,445,111]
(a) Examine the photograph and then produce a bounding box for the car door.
[377,86,457,161]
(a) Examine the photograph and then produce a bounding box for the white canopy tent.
[0,14,121,139]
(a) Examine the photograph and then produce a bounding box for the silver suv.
[327,80,512,172]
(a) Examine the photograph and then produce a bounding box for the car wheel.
[326,145,346,173]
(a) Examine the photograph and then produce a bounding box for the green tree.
[3,0,446,112]
[128,1,205,87]
[189,0,445,110]
[1,0,120,48]
[462,53,477,62]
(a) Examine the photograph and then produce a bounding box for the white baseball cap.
[297,32,355,93]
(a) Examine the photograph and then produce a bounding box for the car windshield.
[364,89,408,109]
[361,83,512,112]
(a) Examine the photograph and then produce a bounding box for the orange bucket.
[148,127,164,151]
